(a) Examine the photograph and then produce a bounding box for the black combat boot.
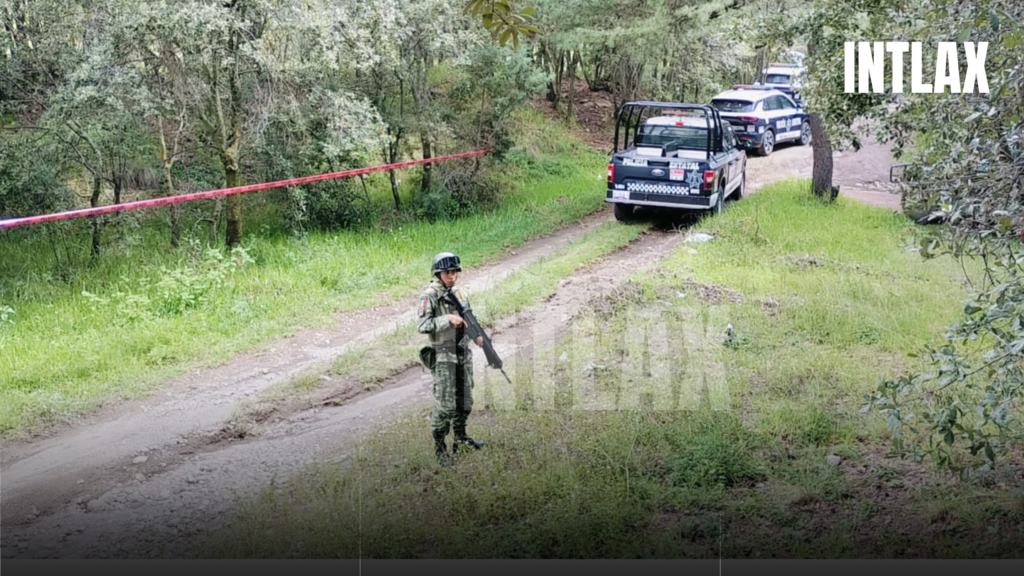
[433,430,451,467]
[453,426,486,453]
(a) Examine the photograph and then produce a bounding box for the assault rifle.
[442,288,512,384]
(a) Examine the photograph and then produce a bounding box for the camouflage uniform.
[418,261,485,465]
[418,278,475,431]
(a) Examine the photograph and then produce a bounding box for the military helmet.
[432,252,461,276]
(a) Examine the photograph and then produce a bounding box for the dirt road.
[0,133,902,559]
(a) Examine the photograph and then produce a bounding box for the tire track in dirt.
[1,129,906,559]
[1,226,688,559]
[0,210,611,531]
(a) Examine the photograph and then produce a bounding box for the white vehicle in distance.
[753,62,807,104]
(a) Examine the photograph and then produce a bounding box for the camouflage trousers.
[431,356,474,436]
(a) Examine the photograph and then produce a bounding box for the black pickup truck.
[606,101,747,221]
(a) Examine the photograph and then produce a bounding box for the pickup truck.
[606,101,747,221]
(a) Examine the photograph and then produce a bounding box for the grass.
[202,180,1024,559]
[227,219,645,432]
[0,107,609,438]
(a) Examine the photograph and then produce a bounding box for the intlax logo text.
[844,42,989,94]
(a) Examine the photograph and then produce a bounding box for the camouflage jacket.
[417,279,473,364]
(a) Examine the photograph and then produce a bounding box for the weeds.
[204,180,1024,559]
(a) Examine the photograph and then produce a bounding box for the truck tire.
[613,202,635,222]
[711,188,725,215]
[758,129,775,156]
[733,173,746,200]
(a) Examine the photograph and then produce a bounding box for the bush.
[289,179,373,232]
[80,244,255,324]
[414,161,510,221]
[0,137,76,219]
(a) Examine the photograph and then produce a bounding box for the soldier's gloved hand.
[447,314,465,328]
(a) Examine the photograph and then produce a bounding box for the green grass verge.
[203,180,1023,559]
[232,219,645,429]
[0,108,608,437]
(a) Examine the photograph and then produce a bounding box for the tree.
[136,0,303,247]
[112,5,199,249]
[2,0,158,257]
[859,0,1024,478]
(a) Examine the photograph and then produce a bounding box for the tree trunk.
[221,26,245,248]
[359,174,371,204]
[581,52,593,88]
[223,100,243,246]
[420,132,433,195]
[209,198,222,247]
[544,45,559,103]
[161,162,181,249]
[386,142,401,210]
[410,51,433,197]
[224,161,242,247]
[566,53,577,121]
[389,168,400,209]
[551,51,564,109]
[158,118,181,249]
[809,113,838,201]
[89,176,102,259]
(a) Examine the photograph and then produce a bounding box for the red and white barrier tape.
[0,149,489,230]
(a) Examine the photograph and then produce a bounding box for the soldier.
[417,252,487,466]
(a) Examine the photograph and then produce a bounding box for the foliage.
[80,243,255,324]
[446,43,549,158]
[464,0,540,51]
[0,0,557,248]
[526,0,764,115]
[758,0,1024,477]
[0,136,77,218]
[151,244,255,315]
[809,0,1024,477]
[865,242,1024,478]
[0,108,607,436]
[249,89,387,232]
[780,0,905,150]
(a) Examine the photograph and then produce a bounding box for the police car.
[709,87,810,156]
